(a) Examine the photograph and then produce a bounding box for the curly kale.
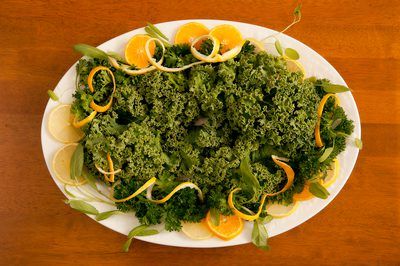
[72,43,354,231]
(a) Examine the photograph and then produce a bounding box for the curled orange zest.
[87,66,116,113]
[315,93,340,147]
[72,110,97,128]
[104,152,115,182]
[228,155,295,221]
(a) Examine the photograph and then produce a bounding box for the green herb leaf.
[95,210,120,221]
[239,155,260,193]
[251,220,270,250]
[285,48,300,60]
[127,225,149,239]
[70,144,84,180]
[66,199,99,215]
[274,40,283,56]
[73,44,108,60]
[210,208,220,226]
[318,147,334,162]
[322,83,350,93]
[355,138,363,149]
[122,238,133,252]
[258,215,273,224]
[309,182,330,199]
[47,90,59,101]
[136,229,159,236]
[147,22,169,41]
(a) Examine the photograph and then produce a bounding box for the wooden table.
[1,0,399,264]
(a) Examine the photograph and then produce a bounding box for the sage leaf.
[70,144,84,180]
[309,182,330,199]
[122,238,133,252]
[73,44,108,60]
[285,48,300,60]
[210,208,220,226]
[252,220,270,250]
[355,138,363,149]
[322,83,350,93]
[318,147,334,162]
[239,155,260,193]
[136,229,159,236]
[95,210,120,221]
[258,215,273,224]
[64,185,77,198]
[47,90,59,101]
[127,225,149,239]
[66,199,99,215]
[274,40,283,55]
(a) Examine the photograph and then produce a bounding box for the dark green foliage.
[71,43,354,231]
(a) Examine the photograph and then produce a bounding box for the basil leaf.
[47,90,59,101]
[285,48,300,60]
[122,238,133,252]
[70,144,84,180]
[274,40,283,56]
[66,199,99,215]
[73,44,108,60]
[309,182,330,199]
[251,220,270,250]
[136,229,159,236]
[239,155,260,193]
[355,138,363,149]
[322,83,350,93]
[210,208,220,226]
[318,147,334,162]
[127,225,149,239]
[95,210,120,221]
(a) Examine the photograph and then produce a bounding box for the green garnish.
[47,90,59,101]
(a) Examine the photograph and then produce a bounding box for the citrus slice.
[205,211,243,240]
[182,220,213,240]
[265,201,299,218]
[48,104,84,143]
[52,143,87,186]
[125,34,156,68]
[174,22,209,44]
[293,182,313,201]
[209,24,244,53]
[321,159,340,188]
[285,58,306,77]
[245,38,265,52]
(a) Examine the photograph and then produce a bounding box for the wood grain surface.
[0,0,399,265]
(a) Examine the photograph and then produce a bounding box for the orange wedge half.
[209,24,244,53]
[205,211,243,240]
[174,22,209,45]
[125,34,155,68]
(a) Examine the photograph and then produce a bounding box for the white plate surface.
[41,19,361,248]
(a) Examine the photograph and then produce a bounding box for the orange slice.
[174,22,209,45]
[205,211,243,240]
[293,182,314,201]
[125,34,155,68]
[209,24,243,53]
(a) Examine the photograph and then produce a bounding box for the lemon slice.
[285,58,306,77]
[52,143,87,186]
[182,220,213,240]
[48,104,84,143]
[265,201,299,218]
[322,159,340,188]
[245,38,265,52]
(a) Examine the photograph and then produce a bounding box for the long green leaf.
[355,138,363,149]
[251,220,270,250]
[73,44,108,60]
[122,238,133,252]
[70,144,84,180]
[239,155,260,193]
[136,229,159,236]
[322,83,350,93]
[95,210,120,221]
[66,199,99,215]
[127,225,149,239]
[318,147,334,162]
[47,90,59,101]
[309,182,330,199]
[147,22,169,41]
